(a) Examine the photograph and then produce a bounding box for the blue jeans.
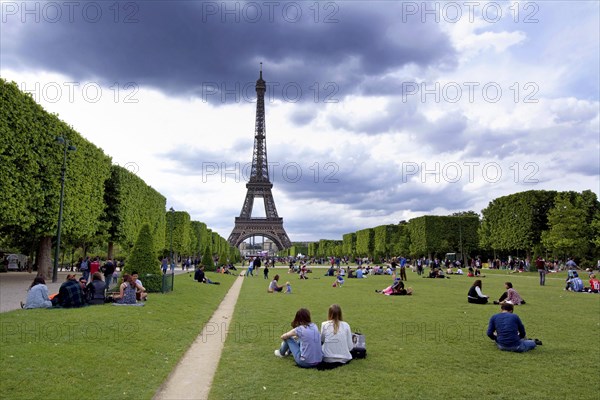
[539,270,546,286]
[280,339,318,368]
[81,269,90,281]
[497,339,537,353]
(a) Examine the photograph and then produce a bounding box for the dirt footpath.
[153,274,245,400]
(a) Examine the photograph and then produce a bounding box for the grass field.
[0,272,236,400]
[210,268,600,400]
[1,268,598,400]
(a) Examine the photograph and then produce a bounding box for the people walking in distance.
[246,258,254,277]
[536,256,546,286]
[80,256,90,281]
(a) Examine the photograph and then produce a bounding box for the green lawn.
[210,268,600,400]
[2,268,598,400]
[0,272,236,400]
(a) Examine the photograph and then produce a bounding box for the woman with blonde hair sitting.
[320,304,353,366]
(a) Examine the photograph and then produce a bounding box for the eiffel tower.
[227,65,292,251]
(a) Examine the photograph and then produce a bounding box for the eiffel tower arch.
[228,66,292,251]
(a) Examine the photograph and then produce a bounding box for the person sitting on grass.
[467,280,489,304]
[566,275,584,292]
[268,274,283,293]
[132,272,148,301]
[194,265,220,285]
[78,277,89,300]
[356,267,364,279]
[320,304,353,367]
[587,274,600,293]
[494,282,525,305]
[114,274,138,304]
[275,308,323,369]
[299,264,309,280]
[487,303,541,352]
[53,274,86,308]
[23,277,53,309]
[285,281,292,294]
[86,272,107,305]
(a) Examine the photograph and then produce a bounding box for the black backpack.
[350,333,367,359]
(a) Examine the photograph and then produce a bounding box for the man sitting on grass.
[487,303,541,352]
[194,266,220,285]
[53,274,86,308]
[132,272,148,301]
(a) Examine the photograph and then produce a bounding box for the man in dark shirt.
[54,274,86,308]
[487,303,540,352]
[194,266,219,285]
[102,259,116,289]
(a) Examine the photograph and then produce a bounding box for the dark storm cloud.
[161,140,478,219]
[2,1,456,104]
[325,97,469,152]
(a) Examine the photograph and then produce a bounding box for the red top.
[90,260,100,274]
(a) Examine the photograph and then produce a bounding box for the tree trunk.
[36,236,52,280]
[107,241,114,260]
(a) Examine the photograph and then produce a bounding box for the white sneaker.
[274,350,284,358]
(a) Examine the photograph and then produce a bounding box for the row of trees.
[281,190,599,266]
[480,190,599,262]
[0,79,239,278]
[300,214,479,262]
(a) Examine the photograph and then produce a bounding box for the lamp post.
[169,207,175,271]
[459,221,464,266]
[53,136,76,283]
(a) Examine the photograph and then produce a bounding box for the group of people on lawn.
[22,271,147,309]
[467,280,543,352]
[563,269,600,293]
[275,263,560,362]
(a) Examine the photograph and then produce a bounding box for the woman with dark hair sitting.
[114,274,138,304]
[274,308,323,368]
[467,280,489,304]
[23,277,53,309]
[86,272,107,305]
[268,275,283,293]
[494,282,525,305]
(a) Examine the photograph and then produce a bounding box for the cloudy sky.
[2,1,599,242]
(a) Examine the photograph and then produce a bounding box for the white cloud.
[3,1,599,242]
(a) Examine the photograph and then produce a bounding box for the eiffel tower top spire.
[228,66,292,251]
[250,64,269,184]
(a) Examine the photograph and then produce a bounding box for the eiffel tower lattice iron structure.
[228,66,292,251]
